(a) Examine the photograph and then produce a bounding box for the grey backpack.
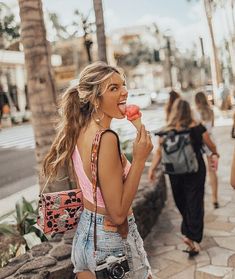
[156,129,199,175]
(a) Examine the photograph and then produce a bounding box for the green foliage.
[0,197,46,243]
[0,3,20,44]
[0,243,19,268]
[0,223,18,235]
[0,197,46,267]
[117,128,133,162]
[118,41,154,68]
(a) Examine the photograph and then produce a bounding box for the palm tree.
[204,0,222,88]
[0,2,20,48]
[18,0,68,191]
[188,0,222,102]
[93,0,107,62]
[73,9,94,63]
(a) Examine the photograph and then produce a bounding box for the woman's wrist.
[149,165,156,171]
[131,159,145,169]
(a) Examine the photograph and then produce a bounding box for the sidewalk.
[0,184,38,222]
[145,125,235,279]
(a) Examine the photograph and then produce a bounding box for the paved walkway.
[144,125,235,279]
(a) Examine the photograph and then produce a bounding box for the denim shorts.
[71,208,152,279]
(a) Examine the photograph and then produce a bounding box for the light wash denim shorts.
[71,208,152,279]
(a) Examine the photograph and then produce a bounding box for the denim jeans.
[71,208,152,279]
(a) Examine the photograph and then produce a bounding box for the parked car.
[127,89,152,109]
[155,90,169,104]
[150,91,158,103]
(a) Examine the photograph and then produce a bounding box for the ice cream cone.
[131,117,142,131]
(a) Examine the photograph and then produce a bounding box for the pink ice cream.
[125,104,142,131]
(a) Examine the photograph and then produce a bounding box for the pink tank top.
[72,146,131,208]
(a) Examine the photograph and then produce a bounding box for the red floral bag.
[37,188,83,235]
[37,130,106,236]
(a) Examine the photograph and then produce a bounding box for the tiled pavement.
[144,125,235,279]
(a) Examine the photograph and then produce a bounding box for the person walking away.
[231,111,235,139]
[148,99,219,257]
[195,91,219,209]
[165,90,180,122]
[42,62,153,279]
[0,87,10,131]
[231,147,235,188]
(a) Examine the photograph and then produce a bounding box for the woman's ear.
[94,99,100,110]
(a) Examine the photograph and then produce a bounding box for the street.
[0,124,36,199]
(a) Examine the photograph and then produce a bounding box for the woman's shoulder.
[190,122,207,133]
[99,129,122,157]
[100,129,120,142]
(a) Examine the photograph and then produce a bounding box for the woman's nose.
[122,86,128,96]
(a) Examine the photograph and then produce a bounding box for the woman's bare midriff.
[83,197,133,216]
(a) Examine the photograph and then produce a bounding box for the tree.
[204,0,222,89]
[93,0,107,62]
[0,2,20,48]
[73,10,94,63]
[48,12,71,40]
[117,40,153,68]
[18,0,67,191]
[187,0,222,103]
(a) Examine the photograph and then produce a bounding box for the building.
[111,25,180,91]
[0,49,27,113]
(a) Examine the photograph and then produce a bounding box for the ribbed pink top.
[72,146,131,208]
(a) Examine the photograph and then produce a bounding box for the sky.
[4,0,231,54]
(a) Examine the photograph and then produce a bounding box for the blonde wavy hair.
[42,61,122,181]
[195,91,213,122]
[167,99,194,129]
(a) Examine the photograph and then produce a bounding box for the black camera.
[95,254,130,279]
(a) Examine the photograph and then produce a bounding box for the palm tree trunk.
[93,0,107,63]
[18,0,68,191]
[204,0,222,103]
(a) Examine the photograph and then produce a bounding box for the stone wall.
[0,170,166,279]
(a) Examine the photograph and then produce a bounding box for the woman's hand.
[231,148,235,188]
[210,153,219,171]
[132,125,153,164]
[148,167,156,182]
[203,131,218,155]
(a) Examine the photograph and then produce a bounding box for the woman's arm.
[148,138,162,182]
[98,126,153,225]
[202,131,218,155]
[211,110,215,127]
[231,148,235,188]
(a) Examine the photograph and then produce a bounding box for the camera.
[95,254,130,279]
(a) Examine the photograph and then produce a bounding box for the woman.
[231,147,235,188]
[165,90,180,122]
[195,91,219,209]
[148,99,219,256]
[42,62,153,279]
[232,112,235,139]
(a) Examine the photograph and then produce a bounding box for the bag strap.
[40,176,51,195]
[40,164,74,195]
[91,129,110,254]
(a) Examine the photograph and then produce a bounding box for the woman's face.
[99,72,128,120]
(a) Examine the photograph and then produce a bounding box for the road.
[0,104,165,199]
[0,124,36,199]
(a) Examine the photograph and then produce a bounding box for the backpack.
[156,129,199,175]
